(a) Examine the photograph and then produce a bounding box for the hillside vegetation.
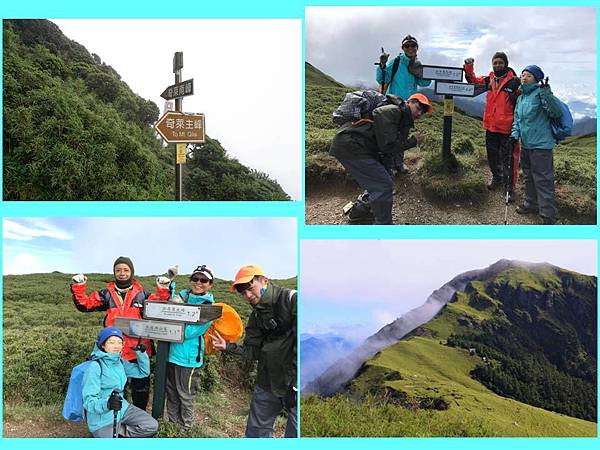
[301,264,597,437]
[305,62,596,219]
[3,272,297,437]
[3,20,289,200]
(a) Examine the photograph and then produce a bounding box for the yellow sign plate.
[176,144,186,164]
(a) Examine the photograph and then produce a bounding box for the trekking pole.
[503,138,515,225]
[504,192,510,225]
[109,389,121,438]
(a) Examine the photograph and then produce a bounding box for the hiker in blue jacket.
[376,35,431,174]
[166,265,216,432]
[82,327,158,438]
[510,65,563,224]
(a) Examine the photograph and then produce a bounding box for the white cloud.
[3,219,73,241]
[4,252,45,275]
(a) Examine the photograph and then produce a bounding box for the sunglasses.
[191,276,210,283]
[235,280,254,293]
[403,43,417,49]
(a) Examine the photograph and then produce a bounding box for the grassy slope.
[305,62,597,216]
[2,272,296,438]
[301,268,596,437]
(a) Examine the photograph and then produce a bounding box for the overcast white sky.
[301,240,597,340]
[3,217,297,279]
[307,7,597,117]
[51,19,301,200]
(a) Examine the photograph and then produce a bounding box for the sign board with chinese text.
[155,112,205,144]
[435,81,486,97]
[420,65,463,82]
[114,317,185,343]
[143,300,223,324]
[161,79,194,100]
[176,144,187,164]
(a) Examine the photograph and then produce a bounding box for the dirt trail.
[306,166,591,225]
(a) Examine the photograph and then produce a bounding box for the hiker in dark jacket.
[464,52,521,199]
[376,35,431,173]
[83,327,158,438]
[211,264,297,438]
[511,65,562,224]
[330,93,432,224]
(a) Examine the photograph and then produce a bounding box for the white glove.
[156,276,171,289]
[464,57,474,65]
[167,265,179,280]
[71,274,87,284]
[171,294,185,304]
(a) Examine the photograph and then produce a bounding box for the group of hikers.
[69,257,297,438]
[331,34,565,225]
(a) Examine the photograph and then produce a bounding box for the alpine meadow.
[2,20,289,201]
[2,272,297,437]
[305,63,597,224]
[301,260,597,437]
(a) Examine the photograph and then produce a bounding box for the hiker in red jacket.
[70,256,171,410]
[463,52,521,202]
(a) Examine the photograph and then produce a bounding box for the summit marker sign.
[155,111,205,144]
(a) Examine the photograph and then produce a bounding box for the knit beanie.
[97,327,124,349]
[492,52,508,67]
[113,256,134,289]
[522,65,544,82]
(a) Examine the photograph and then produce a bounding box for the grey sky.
[300,240,597,340]
[307,7,597,116]
[51,19,301,199]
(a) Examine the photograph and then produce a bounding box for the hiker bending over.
[511,65,562,225]
[165,265,216,432]
[211,265,297,438]
[330,93,432,225]
[464,52,521,200]
[376,35,431,174]
[83,327,158,438]
[70,256,170,410]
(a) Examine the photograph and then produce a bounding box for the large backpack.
[62,360,101,422]
[550,98,573,143]
[332,90,389,125]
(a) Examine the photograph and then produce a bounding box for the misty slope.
[300,334,355,388]
[304,259,532,396]
[302,260,597,436]
[3,20,289,200]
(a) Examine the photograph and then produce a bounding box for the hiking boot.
[507,192,514,204]
[515,204,537,215]
[487,178,502,190]
[397,163,410,175]
[541,216,557,225]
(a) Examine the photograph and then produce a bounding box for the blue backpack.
[551,98,573,143]
[62,360,100,422]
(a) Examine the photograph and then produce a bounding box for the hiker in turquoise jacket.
[376,35,431,174]
[166,265,216,432]
[510,64,563,224]
[82,327,158,438]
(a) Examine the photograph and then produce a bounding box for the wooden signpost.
[114,300,223,419]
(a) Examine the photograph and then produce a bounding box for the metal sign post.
[174,52,183,201]
[114,299,222,419]
[433,79,486,168]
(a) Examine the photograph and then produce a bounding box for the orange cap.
[407,93,433,113]
[229,264,265,291]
